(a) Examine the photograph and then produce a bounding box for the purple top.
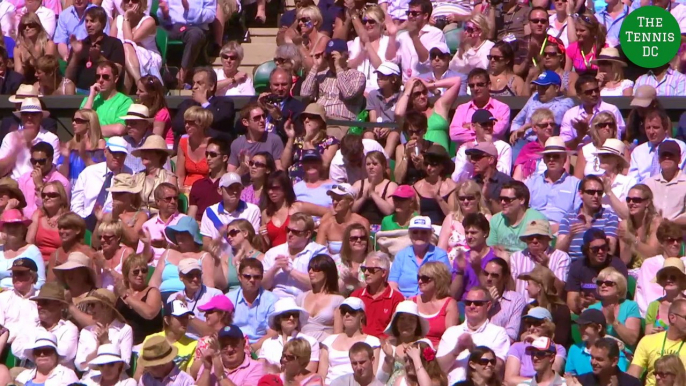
[507,341,567,378]
[452,247,497,300]
[240,185,261,206]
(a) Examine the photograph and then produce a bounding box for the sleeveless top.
[426,113,449,151]
[411,297,451,348]
[266,216,289,247]
[358,180,391,225]
[413,186,455,225]
[159,252,208,293]
[581,143,603,176]
[62,148,106,187]
[115,15,159,54]
[35,218,61,263]
[115,287,163,345]
[179,136,209,187]
[101,247,128,291]
[135,169,174,215]
[490,76,516,97]
[400,140,433,185]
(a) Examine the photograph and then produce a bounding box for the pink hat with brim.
[198,295,235,313]
[0,209,31,230]
[391,185,416,199]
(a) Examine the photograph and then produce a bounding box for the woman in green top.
[213,219,265,292]
[394,77,461,151]
[645,258,686,336]
[380,185,418,231]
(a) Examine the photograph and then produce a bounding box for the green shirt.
[80,92,133,128]
[380,212,419,231]
[486,208,546,253]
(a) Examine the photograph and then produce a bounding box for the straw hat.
[299,103,327,122]
[591,47,626,67]
[8,84,39,103]
[0,177,27,209]
[12,97,49,118]
[107,173,143,194]
[53,252,98,289]
[78,288,125,322]
[594,138,629,169]
[519,220,553,241]
[30,282,69,304]
[518,265,558,294]
[137,335,179,368]
[0,209,31,230]
[267,298,309,330]
[653,258,686,284]
[539,137,572,155]
[131,135,174,157]
[383,301,430,337]
[119,104,154,122]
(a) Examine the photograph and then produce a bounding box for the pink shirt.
[136,212,188,266]
[155,108,173,146]
[449,98,511,143]
[566,41,599,74]
[198,356,264,386]
[18,168,71,219]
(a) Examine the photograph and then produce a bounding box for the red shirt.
[351,284,405,339]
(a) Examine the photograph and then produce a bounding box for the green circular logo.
[619,6,681,68]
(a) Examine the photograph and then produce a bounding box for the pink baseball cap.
[391,185,415,199]
[198,295,235,313]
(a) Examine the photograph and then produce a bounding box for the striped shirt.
[488,290,527,342]
[634,68,686,96]
[300,67,366,121]
[509,248,571,303]
[558,207,619,261]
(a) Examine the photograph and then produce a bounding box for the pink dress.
[155,108,173,147]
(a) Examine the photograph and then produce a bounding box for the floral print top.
[288,136,339,183]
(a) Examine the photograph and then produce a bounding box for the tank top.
[414,186,454,225]
[411,296,451,348]
[35,218,61,263]
[62,148,106,187]
[490,76,516,97]
[159,252,207,293]
[115,287,163,345]
[179,136,209,187]
[266,216,289,247]
[115,15,159,54]
[358,180,391,225]
[101,247,128,291]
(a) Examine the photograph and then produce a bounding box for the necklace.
[46,212,61,228]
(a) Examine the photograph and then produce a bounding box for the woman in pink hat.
[188,294,237,378]
[0,208,45,290]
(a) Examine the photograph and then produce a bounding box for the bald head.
[270,68,292,98]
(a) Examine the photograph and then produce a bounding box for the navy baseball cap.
[325,39,348,54]
[471,109,498,124]
[218,324,244,340]
[532,70,562,87]
[302,149,322,161]
[659,140,681,157]
[11,257,37,272]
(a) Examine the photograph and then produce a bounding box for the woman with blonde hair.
[565,12,606,74]
[594,139,636,219]
[575,112,624,177]
[27,182,69,264]
[645,258,686,335]
[280,337,324,386]
[59,108,106,186]
[214,218,265,292]
[654,354,686,386]
[506,313,565,385]
[34,54,75,96]
[512,108,557,181]
[438,180,491,257]
[92,220,134,292]
[588,267,641,351]
[347,5,393,93]
[96,174,147,248]
[14,12,56,82]
[46,213,94,282]
[292,5,329,71]
[215,41,255,96]
[177,106,212,191]
[334,223,372,295]
[450,13,493,86]
[593,48,633,96]
[411,262,458,348]
[352,151,398,231]
[618,184,661,268]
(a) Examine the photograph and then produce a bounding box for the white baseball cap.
[409,216,433,230]
[106,136,129,155]
[219,172,243,188]
[327,183,356,199]
[375,62,401,76]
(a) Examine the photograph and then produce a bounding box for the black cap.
[302,149,322,161]
[575,309,606,327]
[11,257,38,272]
[659,140,681,157]
[471,109,498,125]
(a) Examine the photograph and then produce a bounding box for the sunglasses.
[407,129,425,136]
[625,196,647,204]
[132,267,149,276]
[542,52,560,58]
[487,55,504,61]
[665,237,682,244]
[281,311,300,320]
[249,161,267,168]
[405,10,422,16]
[499,196,518,203]
[41,192,60,199]
[250,114,266,122]
[96,74,112,81]
[241,273,263,280]
[544,154,562,160]
[529,350,552,358]
[221,54,238,60]
[72,117,89,124]
[22,23,40,29]
[33,348,55,357]
[287,227,308,237]
[595,122,615,129]
[360,266,383,274]
[412,90,428,97]
[584,189,603,196]
[458,195,475,201]
[529,18,547,24]
[468,82,487,89]
[465,27,477,33]
[183,271,202,279]
[159,195,178,203]
[464,300,488,307]
[273,57,288,64]
[583,87,600,96]
[469,153,486,161]
[430,53,448,60]
[590,245,609,253]
[595,279,615,287]
[30,158,47,165]
[298,17,311,23]
[660,274,680,283]
[361,18,377,25]
[205,151,220,158]
[308,266,322,272]
[417,275,433,283]
[477,358,496,366]
[227,229,241,237]
[340,305,360,315]
[349,235,367,243]
[535,122,555,129]
[282,353,297,362]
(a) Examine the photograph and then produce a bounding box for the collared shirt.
[565,256,628,296]
[395,24,447,81]
[602,173,637,210]
[71,163,132,218]
[18,167,71,219]
[510,248,571,303]
[596,5,630,42]
[300,68,366,120]
[473,170,514,203]
[510,93,576,134]
[156,0,216,29]
[635,255,686,317]
[139,365,195,386]
[16,364,79,386]
[525,172,582,223]
[189,176,222,221]
[137,212,188,266]
[259,333,319,366]
[452,140,512,182]
[366,89,401,123]
[388,244,451,298]
[262,241,328,299]
[377,0,409,20]
[167,285,223,340]
[227,287,279,344]
[76,319,133,376]
[558,206,619,260]
[628,137,686,183]
[449,98,511,144]
[645,170,686,220]
[559,101,626,146]
[200,201,261,242]
[450,40,495,75]
[0,1,15,38]
[487,208,548,253]
[436,320,510,385]
[634,68,686,96]
[0,128,60,179]
[529,372,567,386]
[0,288,39,343]
[329,139,387,184]
[54,3,111,45]
[351,285,405,338]
[11,319,79,368]
[198,355,264,386]
[488,290,527,341]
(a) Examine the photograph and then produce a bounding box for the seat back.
[156,26,168,65]
[253,60,278,94]
[445,28,462,55]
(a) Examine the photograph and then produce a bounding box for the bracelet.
[416,365,425,372]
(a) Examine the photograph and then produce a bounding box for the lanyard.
[602,6,628,33]
[580,45,595,70]
[531,38,548,68]
[661,333,686,356]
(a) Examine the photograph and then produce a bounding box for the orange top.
[180,136,209,187]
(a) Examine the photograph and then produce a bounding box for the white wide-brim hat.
[267,298,310,330]
[383,300,430,338]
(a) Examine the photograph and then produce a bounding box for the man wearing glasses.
[17,141,71,219]
[556,175,619,261]
[394,0,445,82]
[436,286,510,385]
[228,102,284,176]
[629,109,686,184]
[645,140,686,221]
[137,182,187,266]
[79,60,132,137]
[188,138,229,222]
[453,110,512,183]
[262,213,327,299]
[463,140,512,211]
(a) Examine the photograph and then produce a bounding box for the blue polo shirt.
[595,5,630,41]
[388,244,450,298]
[565,342,629,375]
[227,287,279,344]
[526,172,582,224]
[558,207,619,260]
[54,4,112,45]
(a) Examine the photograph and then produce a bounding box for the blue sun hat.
[164,216,203,246]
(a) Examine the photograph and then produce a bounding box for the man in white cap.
[71,137,132,226]
[200,172,261,245]
[0,85,57,144]
[0,97,60,179]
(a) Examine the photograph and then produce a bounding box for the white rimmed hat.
[383,301,430,337]
[106,136,130,155]
[88,344,125,367]
[327,183,356,199]
[539,136,571,155]
[25,330,62,361]
[107,173,143,194]
[12,97,49,118]
[375,62,401,76]
[8,84,39,103]
[593,138,629,169]
[120,104,154,121]
[267,298,309,330]
[340,296,365,312]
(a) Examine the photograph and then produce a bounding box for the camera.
[433,15,449,30]
[264,94,281,105]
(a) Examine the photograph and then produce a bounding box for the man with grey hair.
[350,252,404,338]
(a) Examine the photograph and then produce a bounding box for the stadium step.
[213,27,279,80]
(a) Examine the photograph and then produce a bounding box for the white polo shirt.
[12,320,79,368]
[200,200,261,240]
[395,24,446,81]
[0,288,39,344]
[437,320,510,385]
[0,128,60,179]
[262,241,328,299]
